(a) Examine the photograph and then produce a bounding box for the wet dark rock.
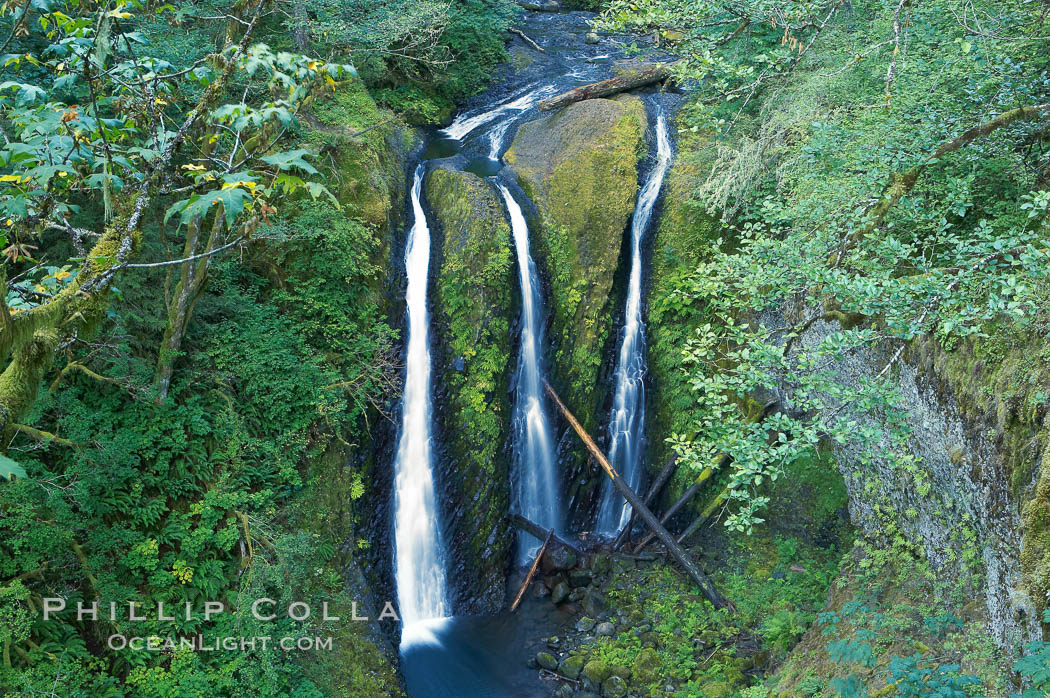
[542,544,578,572]
[536,651,559,671]
[576,616,596,632]
[595,621,616,637]
[554,685,574,698]
[582,590,607,617]
[568,569,593,587]
[591,554,612,577]
[551,580,571,604]
[559,654,585,680]
[602,675,628,697]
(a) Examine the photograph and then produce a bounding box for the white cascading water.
[498,184,561,562]
[596,111,673,536]
[441,84,559,142]
[393,163,450,646]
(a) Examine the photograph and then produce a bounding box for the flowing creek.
[390,9,675,695]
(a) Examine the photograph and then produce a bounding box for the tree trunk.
[542,380,728,608]
[509,514,581,554]
[511,529,553,612]
[614,454,678,550]
[154,209,224,401]
[633,462,720,553]
[537,63,679,112]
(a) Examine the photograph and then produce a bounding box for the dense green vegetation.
[596,0,1050,693]
[2,0,1049,694]
[0,0,517,694]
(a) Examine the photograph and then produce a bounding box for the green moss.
[426,167,514,609]
[644,125,723,509]
[302,81,411,233]
[505,96,646,431]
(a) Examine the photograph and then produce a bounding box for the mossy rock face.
[306,80,416,236]
[644,124,722,513]
[505,96,645,459]
[426,166,514,614]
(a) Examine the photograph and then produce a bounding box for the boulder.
[631,647,660,685]
[602,675,628,697]
[581,659,611,690]
[536,651,559,671]
[595,621,616,637]
[542,543,578,573]
[426,167,514,614]
[559,653,586,680]
[551,580,571,604]
[582,589,607,617]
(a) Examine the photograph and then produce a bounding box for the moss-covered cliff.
[506,97,646,429]
[426,166,515,614]
[505,96,645,515]
[645,126,724,512]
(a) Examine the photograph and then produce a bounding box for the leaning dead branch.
[543,380,728,608]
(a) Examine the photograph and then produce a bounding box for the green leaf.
[261,149,319,175]
[0,453,27,481]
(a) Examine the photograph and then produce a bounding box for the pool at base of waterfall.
[401,592,575,697]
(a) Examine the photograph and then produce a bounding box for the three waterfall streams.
[390,10,675,696]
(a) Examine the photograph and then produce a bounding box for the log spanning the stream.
[510,514,581,554]
[542,380,728,609]
[536,63,679,112]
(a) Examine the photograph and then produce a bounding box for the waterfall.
[440,84,559,142]
[498,184,561,562]
[596,112,673,536]
[393,163,450,645]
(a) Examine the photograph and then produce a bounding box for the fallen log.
[510,514,581,554]
[633,459,721,553]
[537,62,680,112]
[676,487,728,545]
[511,529,553,612]
[510,27,545,53]
[613,454,678,550]
[543,380,728,608]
